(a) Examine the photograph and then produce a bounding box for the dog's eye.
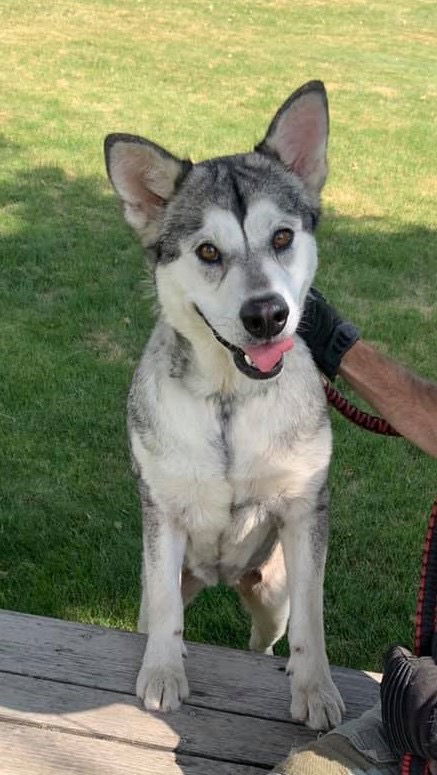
[196,243,221,263]
[272,229,294,251]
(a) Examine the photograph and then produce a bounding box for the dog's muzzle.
[194,305,293,380]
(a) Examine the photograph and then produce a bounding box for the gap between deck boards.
[0,670,313,769]
[0,610,381,722]
[0,714,273,772]
[2,721,268,775]
[0,611,381,775]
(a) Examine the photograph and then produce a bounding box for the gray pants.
[272,703,399,775]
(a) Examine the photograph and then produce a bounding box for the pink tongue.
[244,337,294,373]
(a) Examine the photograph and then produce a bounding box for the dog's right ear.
[255,81,329,198]
[104,134,192,246]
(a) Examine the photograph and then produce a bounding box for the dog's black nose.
[240,294,289,339]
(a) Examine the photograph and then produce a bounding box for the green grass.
[1,0,436,672]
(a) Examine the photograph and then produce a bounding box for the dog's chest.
[138,376,325,582]
[156,387,279,580]
[154,380,295,504]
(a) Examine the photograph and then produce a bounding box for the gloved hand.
[381,644,437,762]
[297,288,360,380]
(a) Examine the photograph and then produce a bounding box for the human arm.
[298,289,437,457]
[339,340,437,457]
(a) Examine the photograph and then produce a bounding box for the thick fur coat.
[104,80,345,730]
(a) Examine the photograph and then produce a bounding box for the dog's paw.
[288,662,345,730]
[136,659,189,712]
[249,630,274,655]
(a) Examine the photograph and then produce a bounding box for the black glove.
[381,644,437,761]
[297,288,360,380]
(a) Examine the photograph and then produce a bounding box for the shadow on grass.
[0,133,22,150]
[0,166,148,630]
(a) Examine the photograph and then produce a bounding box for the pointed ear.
[255,80,329,196]
[104,134,192,246]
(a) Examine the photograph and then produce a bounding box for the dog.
[104,80,345,731]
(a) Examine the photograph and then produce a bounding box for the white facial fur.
[156,198,318,354]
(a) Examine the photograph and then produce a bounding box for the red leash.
[323,381,400,436]
[323,380,437,775]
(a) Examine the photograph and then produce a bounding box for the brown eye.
[196,243,221,262]
[272,228,294,251]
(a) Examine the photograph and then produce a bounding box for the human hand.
[297,288,360,380]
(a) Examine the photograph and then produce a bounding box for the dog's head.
[105,81,329,381]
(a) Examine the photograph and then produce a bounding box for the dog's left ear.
[104,133,192,246]
[255,80,329,196]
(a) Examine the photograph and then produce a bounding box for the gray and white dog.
[104,80,345,730]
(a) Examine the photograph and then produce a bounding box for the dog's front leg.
[279,489,345,730]
[136,502,188,712]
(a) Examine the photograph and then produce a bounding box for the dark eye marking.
[272,228,294,251]
[196,243,222,263]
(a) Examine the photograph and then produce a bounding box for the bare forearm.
[339,340,437,457]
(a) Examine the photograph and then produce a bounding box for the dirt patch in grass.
[420,176,437,195]
[326,187,386,218]
[368,85,399,98]
[86,330,127,363]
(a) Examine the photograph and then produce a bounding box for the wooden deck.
[0,610,381,774]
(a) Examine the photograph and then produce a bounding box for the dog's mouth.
[195,306,294,380]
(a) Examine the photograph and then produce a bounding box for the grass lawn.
[1,0,436,672]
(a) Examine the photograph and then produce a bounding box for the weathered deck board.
[0,610,380,720]
[0,672,312,768]
[1,722,266,775]
[0,610,382,774]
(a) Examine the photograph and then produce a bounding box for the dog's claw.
[288,662,345,731]
[136,661,189,712]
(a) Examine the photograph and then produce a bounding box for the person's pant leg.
[272,703,399,775]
